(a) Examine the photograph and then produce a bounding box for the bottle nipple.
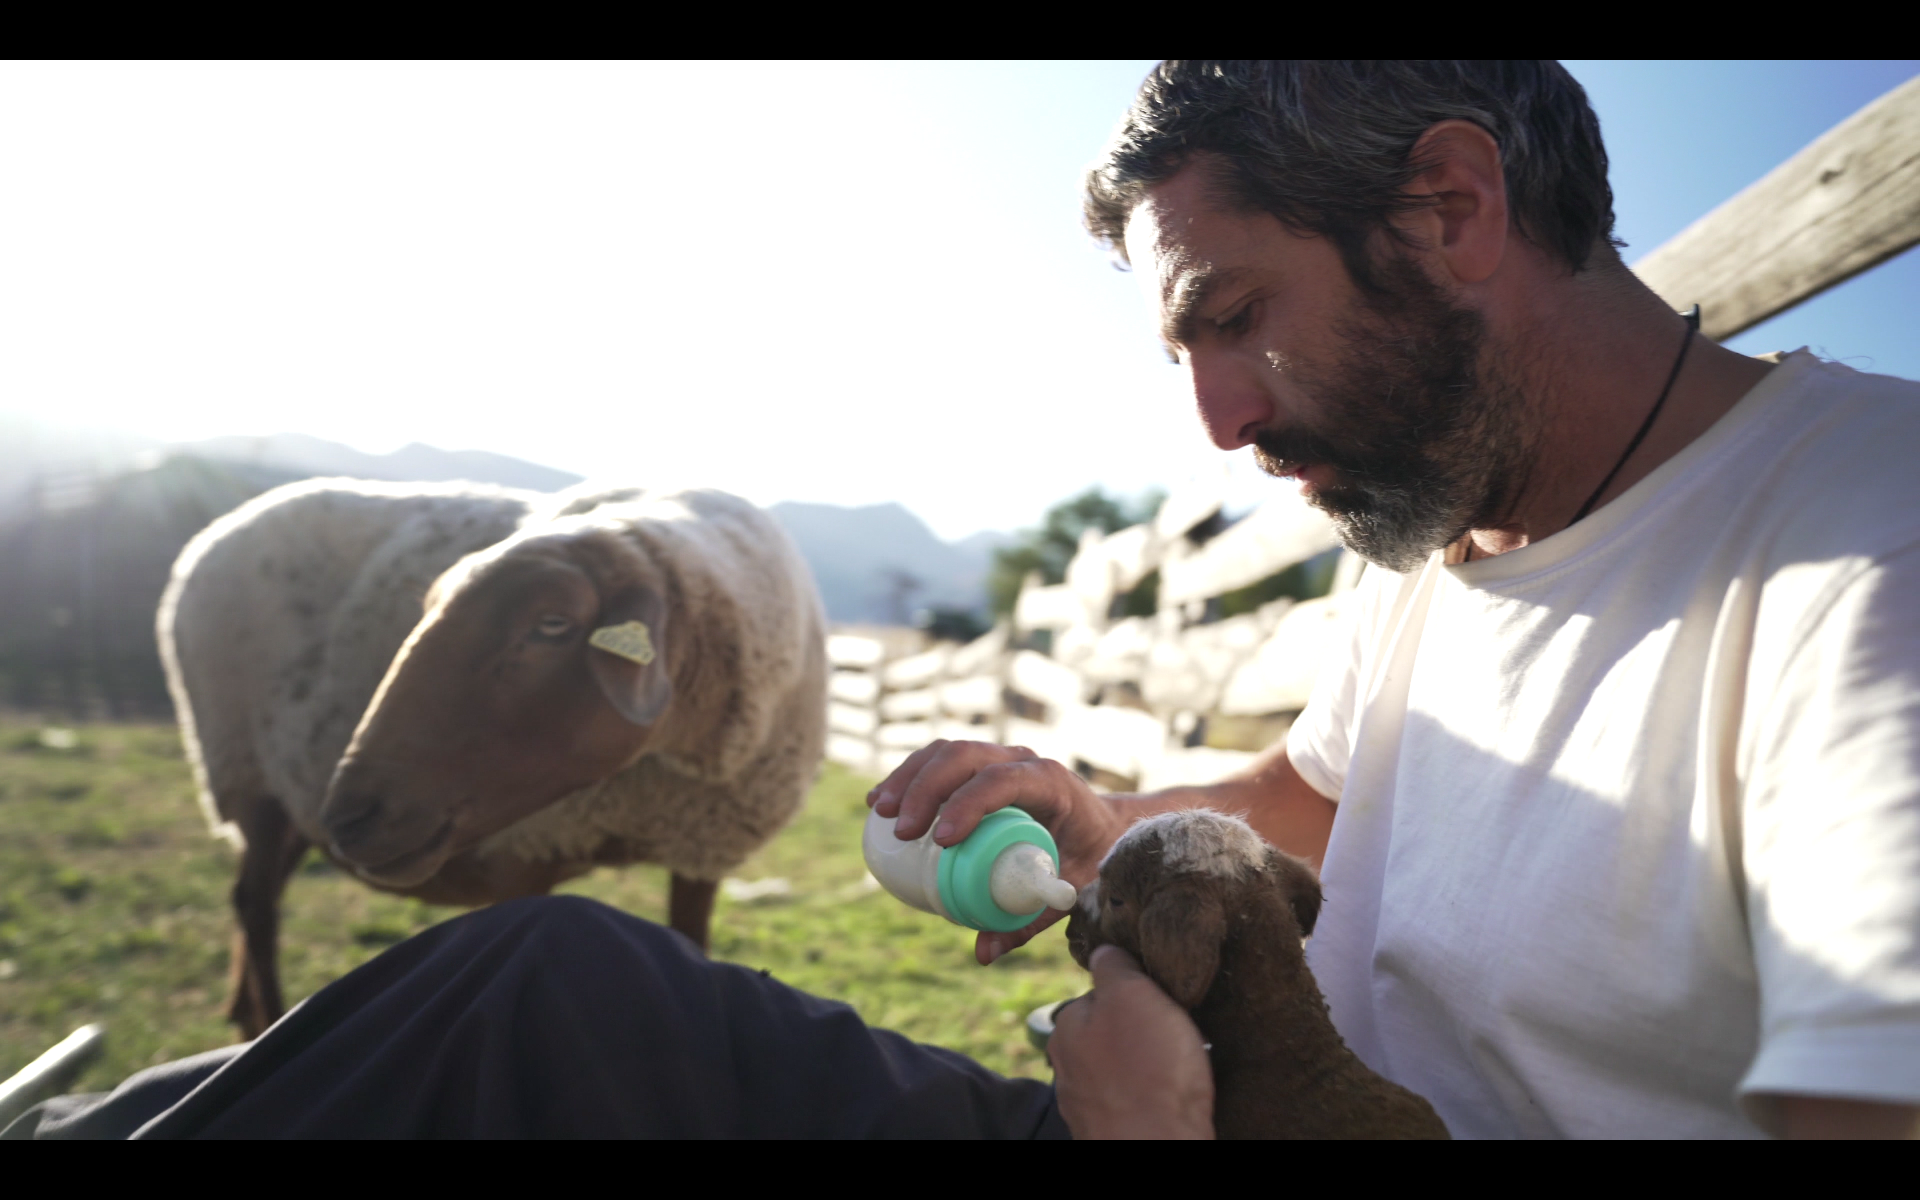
[988,841,1078,915]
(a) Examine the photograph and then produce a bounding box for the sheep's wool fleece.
[1289,353,1920,1138]
[159,480,825,883]
[160,480,540,842]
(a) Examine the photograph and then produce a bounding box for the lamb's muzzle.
[1066,809,1449,1140]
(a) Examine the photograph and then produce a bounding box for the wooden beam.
[1633,75,1920,342]
[1157,494,1338,608]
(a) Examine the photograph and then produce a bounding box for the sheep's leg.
[225,801,310,1041]
[667,873,717,953]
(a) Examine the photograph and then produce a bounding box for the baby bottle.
[863,803,1078,932]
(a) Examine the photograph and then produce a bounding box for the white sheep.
[158,479,828,1038]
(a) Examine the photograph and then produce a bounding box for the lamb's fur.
[1066,810,1450,1140]
[157,479,827,1036]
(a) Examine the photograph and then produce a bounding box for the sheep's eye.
[534,614,574,640]
[1106,895,1124,909]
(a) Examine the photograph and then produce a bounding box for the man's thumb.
[1088,943,1145,986]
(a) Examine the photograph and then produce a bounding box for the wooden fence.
[827,483,1356,790]
[1634,75,1920,341]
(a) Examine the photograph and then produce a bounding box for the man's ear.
[1401,118,1508,286]
[587,585,672,726]
[1136,879,1226,1010]
[1267,847,1323,937]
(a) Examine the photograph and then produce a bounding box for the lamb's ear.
[1268,847,1323,937]
[1137,879,1227,1010]
[587,586,672,726]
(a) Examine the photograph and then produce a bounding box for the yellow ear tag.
[588,620,656,665]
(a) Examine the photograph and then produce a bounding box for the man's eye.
[534,614,573,639]
[1216,305,1254,335]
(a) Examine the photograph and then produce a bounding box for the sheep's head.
[1065,810,1321,1009]
[319,520,672,888]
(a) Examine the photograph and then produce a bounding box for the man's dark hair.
[1084,61,1620,289]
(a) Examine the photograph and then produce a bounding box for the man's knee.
[304,892,703,1041]
[484,892,620,927]
[447,893,692,964]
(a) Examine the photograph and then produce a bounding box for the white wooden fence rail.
[827,483,1354,790]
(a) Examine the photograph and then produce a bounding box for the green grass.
[0,718,1085,1096]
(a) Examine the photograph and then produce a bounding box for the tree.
[916,605,991,643]
[986,486,1165,618]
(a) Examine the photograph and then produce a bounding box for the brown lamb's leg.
[668,873,717,953]
[225,801,310,1041]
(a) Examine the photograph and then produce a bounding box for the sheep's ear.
[1137,880,1226,1010]
[588,586,672,726]
[1268,847,1323,937]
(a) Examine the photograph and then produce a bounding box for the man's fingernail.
[871,788,891,809]
[933,820,955,842]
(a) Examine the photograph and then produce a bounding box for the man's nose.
[1188,357,1272,451]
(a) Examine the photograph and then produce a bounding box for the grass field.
[0,717,1087,1095]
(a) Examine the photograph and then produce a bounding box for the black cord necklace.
[1464,304,1701,564]
[1569,304,1701,524]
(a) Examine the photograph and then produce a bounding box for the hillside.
[768,501,1007,626]
[173,433,581,494]
[0,424,1008,717]
[0,455,306,715]
[0,423,590,718]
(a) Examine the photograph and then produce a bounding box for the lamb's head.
[319,520,673,887]
[1065,810,1321,1009]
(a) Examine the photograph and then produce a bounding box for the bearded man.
[876,59,1920,1139]
[14,60,1916,1140]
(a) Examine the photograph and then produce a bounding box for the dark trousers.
[9,895,1067,1139]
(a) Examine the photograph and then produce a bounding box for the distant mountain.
[0,417,1008,716]
[0,415,161,514]
[0,420,583,520]
[769,500,1011,625]
[951,528,1017,559]
[174,433,581,493]
[0,423,583,717]
[0,454,308,716]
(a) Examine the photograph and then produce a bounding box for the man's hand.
[1050,944,1215,1139]
[868,739,1130,963]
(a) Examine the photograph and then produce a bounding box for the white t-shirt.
[1289,351,1920,1139]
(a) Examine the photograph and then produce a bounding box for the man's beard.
[1252,252,1534,573]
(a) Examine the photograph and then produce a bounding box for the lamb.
[157,479,827,1038]
[1065,809,1449,1139]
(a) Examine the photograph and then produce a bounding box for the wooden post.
[1634,76,1920,342]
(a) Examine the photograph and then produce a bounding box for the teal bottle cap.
[936,807,1062,933]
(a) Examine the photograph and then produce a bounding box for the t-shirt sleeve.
[1739,543,1920,1130]
[1286,565,1385,803]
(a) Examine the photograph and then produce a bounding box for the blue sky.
[1568,59,1920,377]
[0,61,1911,539]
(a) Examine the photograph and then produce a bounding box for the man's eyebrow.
[1159,266,1249,360]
